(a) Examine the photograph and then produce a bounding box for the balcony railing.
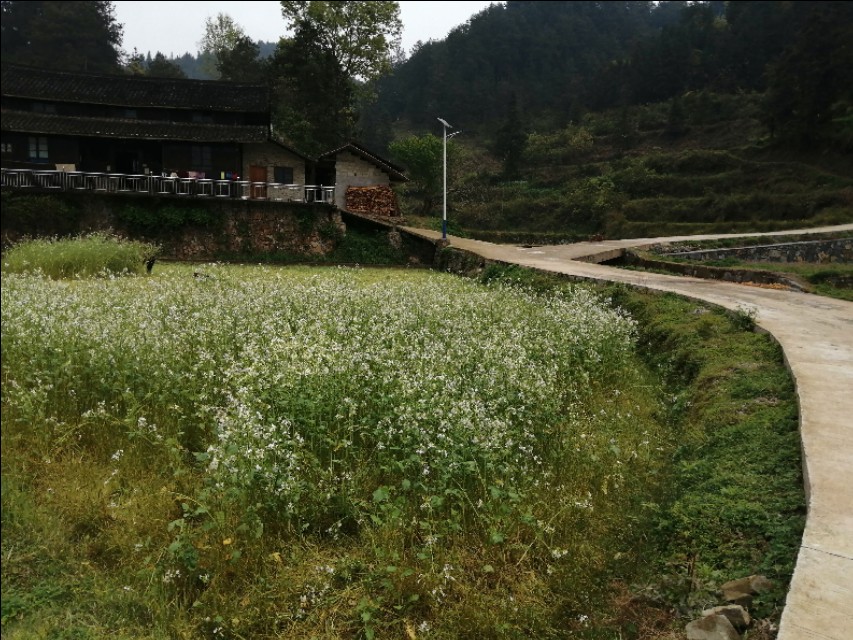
[0,168,336,204]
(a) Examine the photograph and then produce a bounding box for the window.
[191,112,214,124]
[28,137,49,162]
[1,142,12,154]
[274,166,294,184]
[191,145,212,171]
[124,109,137,119]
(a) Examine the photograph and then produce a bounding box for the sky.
[113,1,498,58]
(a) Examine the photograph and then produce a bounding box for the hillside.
[371,1,852,240]
[395,92,853,242]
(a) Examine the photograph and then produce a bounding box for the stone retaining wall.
[665,238,852,263]
[0,191,342,261]
[621,250,807,290]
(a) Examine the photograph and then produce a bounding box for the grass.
[474,264,806,636]
[2,233,159,279]
[1,255,806,638]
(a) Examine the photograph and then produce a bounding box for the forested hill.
[369,0,852,148]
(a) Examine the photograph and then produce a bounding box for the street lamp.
[437,117,459,240]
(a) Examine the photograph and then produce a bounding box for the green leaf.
[372,486,390,503]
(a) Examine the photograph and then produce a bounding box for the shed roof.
[318,142,407,182]
[1,64,268,112]
[1,109,268,143]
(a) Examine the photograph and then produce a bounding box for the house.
[0,63,308,188]
[316,142,407,210]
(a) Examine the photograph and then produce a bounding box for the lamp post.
[437,117,454,240]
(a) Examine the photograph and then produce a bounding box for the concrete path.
[404,223,853,639]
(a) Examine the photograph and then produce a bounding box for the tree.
[269,22,356,155]
[764,1,853,148]
[147,52,187,79]
[493,94,526,178]
[279,1,402,82]
[1,1,123,73]
[217,36,266,83]
[124,47,146,75]
[199,12,247,79]
[665,94,687,138]
[389,134,457,216]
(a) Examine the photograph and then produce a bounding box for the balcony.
[1,168,335,205]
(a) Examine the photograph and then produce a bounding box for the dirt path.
[404,223,853,640]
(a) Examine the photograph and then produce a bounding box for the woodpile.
[346,185,401,217]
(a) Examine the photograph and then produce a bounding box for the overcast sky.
[113,1,498,58]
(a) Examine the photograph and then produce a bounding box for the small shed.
[316,142,407,210]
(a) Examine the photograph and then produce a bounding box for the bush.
[2,233,159,279]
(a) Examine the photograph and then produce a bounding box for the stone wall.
[241,142,306,186]
[333,151,391,209]
[166,204,343,260]
[0,191,342,261]
[665,239,852,264]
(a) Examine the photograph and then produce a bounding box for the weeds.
[2,232,159,279]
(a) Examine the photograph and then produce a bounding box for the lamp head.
[437,117,452,129]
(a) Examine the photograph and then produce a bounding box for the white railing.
[0,168,336,205]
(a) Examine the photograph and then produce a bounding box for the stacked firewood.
[345,185,401,217]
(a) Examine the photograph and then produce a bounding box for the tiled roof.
[1,64,268,112]
[319,142,408,182]
[1,109,268,143]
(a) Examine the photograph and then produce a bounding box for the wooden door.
[249,165,267,199]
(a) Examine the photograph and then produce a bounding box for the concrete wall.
[242,142,306,186]
[333,151,391,209]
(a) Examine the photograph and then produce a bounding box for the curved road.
[404,224,853,640]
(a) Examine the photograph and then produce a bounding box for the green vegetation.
[476,264,805,634]
[2,233,158,279]
[395,104,853,241]
[376,2,852,241]
[2,263,804,638]
[115,202,223,235]
[373,2,852,151]
[607,286,805,605]
[389,134,459,216]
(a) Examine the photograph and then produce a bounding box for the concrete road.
[404,223,853,639]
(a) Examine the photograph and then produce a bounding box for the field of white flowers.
[2,264,673,637]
